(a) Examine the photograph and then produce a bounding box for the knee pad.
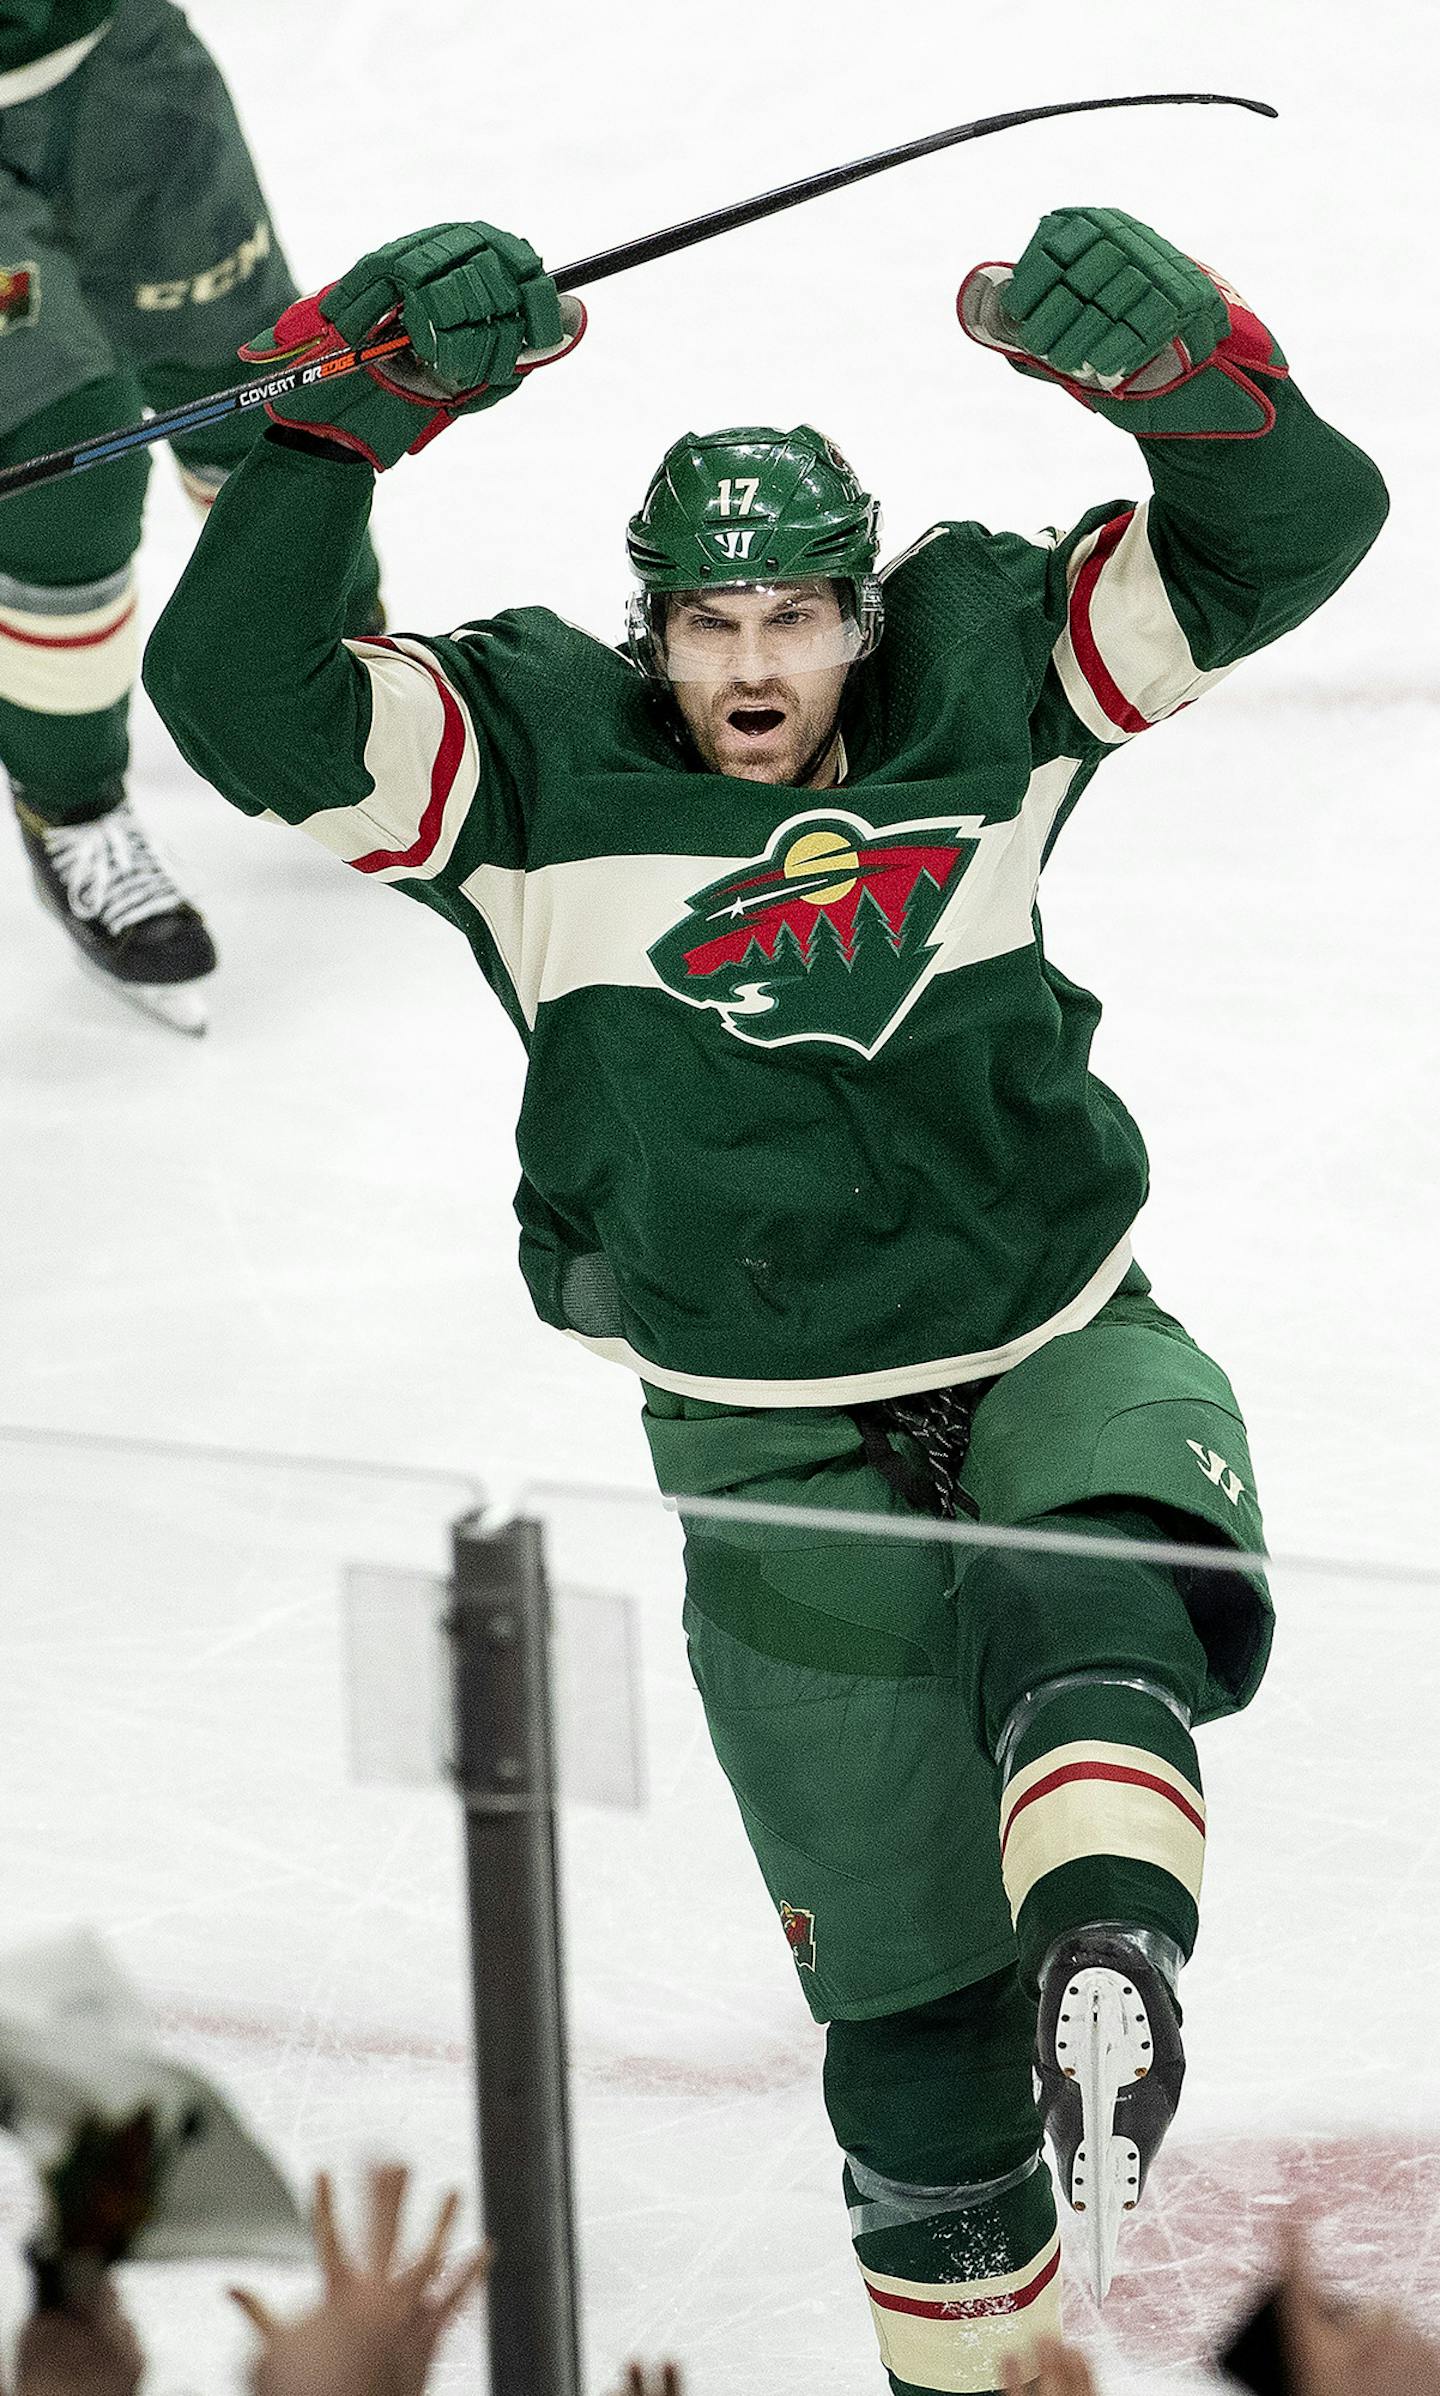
[956,1503,1210,1757]
[824,1972,1040,2188]
[845,2148,1043,2238]
[0,380,150,734]
[995,1667,1192,1784]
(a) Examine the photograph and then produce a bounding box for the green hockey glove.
[958,205,1287,438]
[239,222,585,470]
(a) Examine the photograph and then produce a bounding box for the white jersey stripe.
[455,852,735,1029]
[294,636,480,884]
[453,754,1083,1034]
[568,1228,1134,1405]
[1054,500,1236,744]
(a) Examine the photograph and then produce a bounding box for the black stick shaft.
[0,329,415,501]
[0,89,1275,504]
[552,91,1277,289]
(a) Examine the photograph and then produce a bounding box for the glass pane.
[5,1433,1439,2392]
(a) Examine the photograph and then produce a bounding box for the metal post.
[448,1511,580,2396]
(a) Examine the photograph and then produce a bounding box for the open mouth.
[727,707,786,738]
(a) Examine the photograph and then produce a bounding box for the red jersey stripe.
[0,598,136,651]
[1000,1759,1206,1860]
[349,639,470,875]
[864,2244,1060,2323]
[1066,512,1151,736]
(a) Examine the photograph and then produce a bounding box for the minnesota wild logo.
[779,1902,817,1973]
[648,807,982,1056]
[0,263,40,335]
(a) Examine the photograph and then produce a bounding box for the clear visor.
[655,582,868,685]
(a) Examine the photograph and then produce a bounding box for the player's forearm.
[142,433,377,824]
[1140,373,1389,670]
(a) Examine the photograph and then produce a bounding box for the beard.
[679,675,846,786]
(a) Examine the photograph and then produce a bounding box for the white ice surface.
[1,0,1439,2388]
[3,1449,1439,2396]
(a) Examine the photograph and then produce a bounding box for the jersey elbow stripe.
[861,2234,1061,2391]
[299,636,479,882]
[1055,503,1233,743]
[1061,511,1150,738]
[999,1740,1206,1915]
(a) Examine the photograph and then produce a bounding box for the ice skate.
[1035,1926,1185,2303]
[13,783,217,1035]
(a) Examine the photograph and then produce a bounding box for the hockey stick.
[0,89,1275,505]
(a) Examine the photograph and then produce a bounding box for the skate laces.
[42,803,188,936]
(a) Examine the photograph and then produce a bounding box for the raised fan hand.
[13,2274,145,2396]
[1272,2218,1440,2396]
[229,2163,490,2396]
[240,222,585,469]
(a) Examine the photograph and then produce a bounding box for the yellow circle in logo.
[783,827,858,905]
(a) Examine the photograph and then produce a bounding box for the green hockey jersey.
[144,375,1386,1404]
[0,0,109,76]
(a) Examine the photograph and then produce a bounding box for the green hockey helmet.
[625,424,883,682]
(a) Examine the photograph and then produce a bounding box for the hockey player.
[143,211,1385,2387]
[0,0,382,1029]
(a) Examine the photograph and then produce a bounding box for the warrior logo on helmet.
[626,423,884,681]
[648,806,982,1058]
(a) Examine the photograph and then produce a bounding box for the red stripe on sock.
[350,640,468,874]
[1000,1759,1205,1861]
[0,598,136,650]
[1067,511,1150,735]
[864,2244,1060,2323]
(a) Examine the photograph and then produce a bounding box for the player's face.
[664,581,852,785]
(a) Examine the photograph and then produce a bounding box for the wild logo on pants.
[780,1902,817,1972]
[0,263,40,334]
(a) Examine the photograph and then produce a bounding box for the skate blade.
[1056,1966,1150,2305]
[78,956,208,1037]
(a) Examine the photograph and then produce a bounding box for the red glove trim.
[270,412,393,471]
[238,287,588,469]
[956,260,1018,335]
[1126,268,1289,440]
[237,284,345,368]
[238,286,395,466]
[1165,358,1281,441]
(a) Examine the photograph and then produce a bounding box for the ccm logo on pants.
[135,222,271,311]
